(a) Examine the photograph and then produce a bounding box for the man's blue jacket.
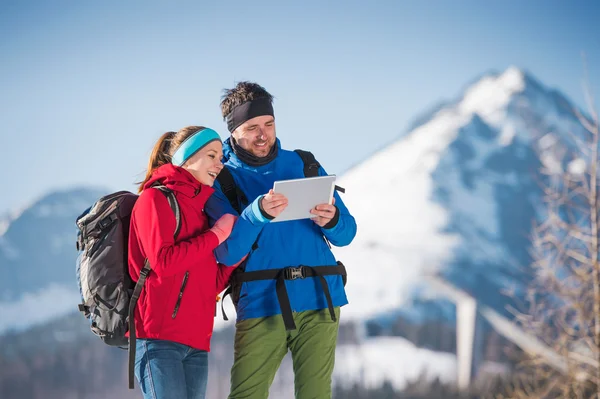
[205,138,357,321]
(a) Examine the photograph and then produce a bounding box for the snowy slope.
[0,68,587,376]
[2,66,587,393]
[332,66,586,322]
[0,187,108,333]
[334,337,457,389]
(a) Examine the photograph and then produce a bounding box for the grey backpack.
[75,185,180,389]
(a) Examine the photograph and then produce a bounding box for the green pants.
[228,307,341,399]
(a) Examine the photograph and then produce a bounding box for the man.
[205,81,357,399]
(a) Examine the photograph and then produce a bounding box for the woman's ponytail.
[137,131,176,193]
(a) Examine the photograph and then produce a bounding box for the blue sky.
[1,0,599,213]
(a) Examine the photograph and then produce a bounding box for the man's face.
[232,115,276,158]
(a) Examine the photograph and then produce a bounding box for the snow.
[4,67,584,334]
[540,152,563,174]
[329,66,586,324]
[0,217,9,237]
[334,336,457,390]
[459,67,525,126]
[0,284,81,334]
[330,69,535,321]
[34,197,94,218]
[263,335,458,399]
[330,114,462,318]
[538,132,558,149]
[568,158,587,175]
[0,67,591,394]
[498,123,516,146]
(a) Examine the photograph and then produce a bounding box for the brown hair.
[220,81,274,118]
[137,125,206,193]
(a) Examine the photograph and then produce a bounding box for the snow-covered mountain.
[0,187,108,333]
[333,66,586,326]
[0,66,589,395]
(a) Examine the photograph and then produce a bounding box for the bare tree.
[506,63,600,399]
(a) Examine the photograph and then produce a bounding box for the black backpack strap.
[294,149,320,178]
[216,166,246,214]
[228,262,347,330]
[294,149,345,193]
[220,285,233,321]
[127,186,181,389]
[153,185,181,240]
[218,152,348,325]
[128,260,150,389]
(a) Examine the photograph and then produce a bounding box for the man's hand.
[310,197,337,227]
[260,189,288,218]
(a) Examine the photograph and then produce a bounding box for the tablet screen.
[271,175,336,223]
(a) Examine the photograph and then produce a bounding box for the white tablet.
[271,175,336,223]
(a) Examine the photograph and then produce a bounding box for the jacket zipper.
[172,271,189,319]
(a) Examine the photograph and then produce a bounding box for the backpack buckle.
[285,266,305,280]
[78,303,90,316]
[76,234,84,251]
[98,214,116,230]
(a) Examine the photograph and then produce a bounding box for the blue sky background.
[1,0,599,213]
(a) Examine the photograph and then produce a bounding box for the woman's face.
[182,140,224,186]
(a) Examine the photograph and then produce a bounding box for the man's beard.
[252,139,273,157]
[230,136,278,167]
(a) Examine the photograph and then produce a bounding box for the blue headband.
[171,128,221,166]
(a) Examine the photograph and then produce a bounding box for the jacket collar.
[143,164,214,202]
[223,137,282,172]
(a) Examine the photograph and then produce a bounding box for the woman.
[128,126,238,399]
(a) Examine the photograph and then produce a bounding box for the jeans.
[135,339,208,399]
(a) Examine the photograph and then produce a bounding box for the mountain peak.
[3,186,109,232]
[458,66,526,125]
[0,185,109,296]
[495,66,527,93]
[335,67,587,325]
